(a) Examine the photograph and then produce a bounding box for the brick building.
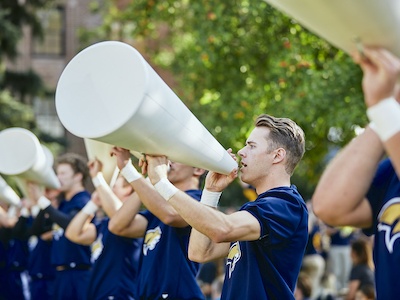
[7,0,104,156]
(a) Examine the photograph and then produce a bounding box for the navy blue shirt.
[51,191,91,266]
[87,218,142,299]
[364,158,400,300]
[137,189,204,300]
[221,186,308,300]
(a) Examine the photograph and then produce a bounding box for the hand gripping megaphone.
[55,41,237,175]
[0,175,21,206]
[263,0,400,59]
[0,128,61,196]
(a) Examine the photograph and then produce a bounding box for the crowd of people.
[0,45,399,300]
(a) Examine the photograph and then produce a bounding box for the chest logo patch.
[377,197,400,253]
[227,241,241,278]
[143,226,162,256]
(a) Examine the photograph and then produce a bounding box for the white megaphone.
[84,138,119,186]
[263,0,400,59]
[55,41,237,175]
[0,128,61,197]
[0,175,21,206]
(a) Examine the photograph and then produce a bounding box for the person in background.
[346,238,375,300]
[355,284,375,300]
[65,158,142,299]
[325,226,355,294]
[12,189,60,300]
[301,202,326,300]
[109,148,205,300]
[28,153,92,300]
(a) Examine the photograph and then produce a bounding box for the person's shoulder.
[257,186,304,204]
[69,190,91,206]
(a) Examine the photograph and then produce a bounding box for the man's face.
[167,161,195,185]
[237,127,276,187]
[56,163,79,192]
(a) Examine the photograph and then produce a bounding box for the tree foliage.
[83,0,368,200]
[0,0,62,188]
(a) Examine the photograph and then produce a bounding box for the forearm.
[383,133,400,178]
[65,210,94,244]
[313,127,383,225]
[42,205,74,229]
[131,178,185,226]
[30,210,49,236]
[366,97,400,178]
[168,191,232,242]
[96,184,122,218]
[91,172,122,218]
[108,192,142,235]
[11,216,30,239]
[188,227,230,263]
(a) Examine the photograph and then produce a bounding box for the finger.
[363,47,398,72]
[141,161,148,175]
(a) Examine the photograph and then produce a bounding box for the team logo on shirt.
[377,197,400,253]
[143,226,162,256]
[227,242,241,278]
[91,233,104,263]
[52,223,63,241]
[28,235,39,251]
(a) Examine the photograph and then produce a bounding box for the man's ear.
[193,168,206,177]
[273,148,286,164]
[74,172,83,182]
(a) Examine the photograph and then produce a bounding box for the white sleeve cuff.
[367,97,400,142]
[38,196,51,210]
[154,178,179,201]
[81,201,99,215]
[120,159,142,183]
[92,172,108,188]
[200,189,222,208]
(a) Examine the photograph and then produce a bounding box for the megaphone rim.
[0,127,43,175]
[55,40,151,139]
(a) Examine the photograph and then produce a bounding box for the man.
[65,159,142,299]
[12,192,59,300]
[28,153,91,300]
[312,47,400,300]
[144,114,308,299]
[108,147,205,299]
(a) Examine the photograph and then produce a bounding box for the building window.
[33,97,65,138]
[32,6,65,56]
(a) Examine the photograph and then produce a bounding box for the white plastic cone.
[0,128,61,195]
[0,176,20,206]
[55,41,237,175]
[263,0,400,59]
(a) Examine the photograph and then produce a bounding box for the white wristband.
[38,196,51,210]
[154,178,178,201]
[7,206,17,218]
[31,205,41,218]
[20,207,30,218]
[81,201,99,215]
[200,189,222,208]
[120,159,142,183]
[92,172,107,188]
[367,97,400,142]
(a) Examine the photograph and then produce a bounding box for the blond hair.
[255,114,305,175]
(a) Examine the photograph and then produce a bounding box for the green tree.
[82,0,368,201]
[0,0,63,193]
[0,0,57,130]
